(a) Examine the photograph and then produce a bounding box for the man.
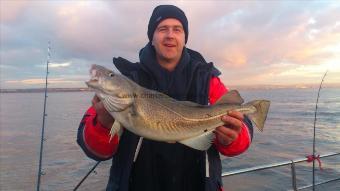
[77,5,253,191]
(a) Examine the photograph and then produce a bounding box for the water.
[0,88,339,191]
[222,88,340,191]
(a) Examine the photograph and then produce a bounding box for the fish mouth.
[85,79,98,89]
[86,66,101,88]
[90,65,100,80]
[87,64,105,88]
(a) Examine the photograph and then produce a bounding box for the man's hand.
[92,95,114,129]
[214,110,244,146]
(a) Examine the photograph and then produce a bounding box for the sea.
[0,88,339,191]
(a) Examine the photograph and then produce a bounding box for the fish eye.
[109,72,114,77]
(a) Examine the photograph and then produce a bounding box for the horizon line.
[1,83,340,92]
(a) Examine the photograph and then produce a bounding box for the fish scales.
[128,93,254,141]
[133,96,207,140]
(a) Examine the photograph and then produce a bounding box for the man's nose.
[165,29,175,38]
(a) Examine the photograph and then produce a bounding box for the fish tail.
[246,100,270,131]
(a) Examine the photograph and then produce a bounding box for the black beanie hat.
[148,5,189,43]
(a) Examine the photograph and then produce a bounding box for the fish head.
[86,64,134,111]
[86,64,128,94]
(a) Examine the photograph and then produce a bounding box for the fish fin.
[102,95,133,112]
[178,130,215,151]
[246,100,270,131]
[215,90,244,105]
[109,120,122,142]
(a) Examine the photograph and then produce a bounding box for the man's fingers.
[227,110,244,121]
[91,95,100,106]
[221,115,242,133]
[90,95,114,129]
[94,101,107,114]
[217,110,244,145]
[92,95,109,115]
[214,127,237,145]
[215,126,238,140]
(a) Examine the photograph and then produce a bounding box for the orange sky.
[1,1,339,88]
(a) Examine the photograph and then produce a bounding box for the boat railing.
[221,152,340,191]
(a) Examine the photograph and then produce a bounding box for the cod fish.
[86,64,270,151]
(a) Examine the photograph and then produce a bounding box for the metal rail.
[222,152,340,190]
[293,177,340,190]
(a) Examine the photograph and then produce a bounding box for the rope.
[306,155,323,170]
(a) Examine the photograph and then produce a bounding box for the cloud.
[4,77,87,89]
[1,1,340,89]
[6,78,79,84]
[35,62,71,68]
[49,62,71,68]
[0,64,19,70]
[0,0,28,23]
[206,2,340,86]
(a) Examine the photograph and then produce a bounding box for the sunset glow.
[1,1,339,89]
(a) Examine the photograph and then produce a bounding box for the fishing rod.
[36,41,50,191]
[311,71,328,191]
[73,161,101,191]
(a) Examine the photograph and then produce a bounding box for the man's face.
[152,18,185,63]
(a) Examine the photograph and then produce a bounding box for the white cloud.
[307,29,320,40]
[334,21,340,29]
[35,62,71,68]
[308,17,316,25]
[49,62,71,68]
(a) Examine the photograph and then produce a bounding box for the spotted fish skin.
[86,64,270,150]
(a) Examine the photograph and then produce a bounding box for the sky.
[1,0,340,89]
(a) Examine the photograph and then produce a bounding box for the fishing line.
[36,41,50,191]
[311,70,328,191]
